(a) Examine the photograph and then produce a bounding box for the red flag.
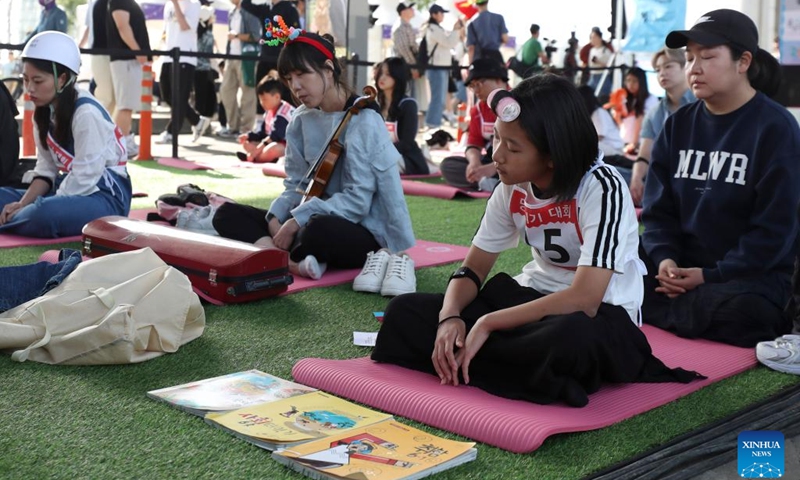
[454,0,478,19]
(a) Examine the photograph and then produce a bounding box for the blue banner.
[624,0,687,53]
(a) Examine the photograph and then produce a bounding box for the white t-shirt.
[229,8,242,56]
[620,94,658,144]
[32,91,128,197]
[162,0,200,66]
[591,107,624,156]
[472,162,645,323]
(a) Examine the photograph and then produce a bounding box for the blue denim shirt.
[640,89,697,141]
[0,249,82,313]
[269,106,416,254]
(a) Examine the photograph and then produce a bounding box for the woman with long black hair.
[374,57,429,175]
[0,32,131,237]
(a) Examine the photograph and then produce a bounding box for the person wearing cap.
[212,29,416,294]
[629,47,695,206]
[0,32,132,238]
[373,74,702,407]
[465,0,507,64]
[422,4,465,130]
[640,9,799,347]
[440,58,507,190]
[392,3,419,82]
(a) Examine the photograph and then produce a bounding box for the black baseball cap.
[465,58,508,86]
[666,9,758,54]
[396,2,414,14]
[428,4,448,14]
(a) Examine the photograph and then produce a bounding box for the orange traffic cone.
[137,63,154,160]
[22,92,35,156]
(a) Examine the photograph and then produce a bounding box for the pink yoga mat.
[262,163,441,180]
[282,239,469,295]
[157,157,214,170]
[401,179,491,199]
[0,209,154,248]
[292,325,756,453]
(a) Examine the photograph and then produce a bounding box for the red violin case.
[82,216,293,304]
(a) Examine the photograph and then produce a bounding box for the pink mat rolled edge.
[157,157,214,170]
[292,325,756,453]
[401,179,491,199]
[0,209,155,248]
[282,239,469,295]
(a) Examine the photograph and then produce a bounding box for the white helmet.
[21,31,81,75]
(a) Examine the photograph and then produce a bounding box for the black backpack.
[416,32,438,75]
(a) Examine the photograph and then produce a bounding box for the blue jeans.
[425,68,448,128]
[0,170,132,238]
[0,249,83,313]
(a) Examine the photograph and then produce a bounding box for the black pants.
[212,203,380,268]
[372,273,702,407]
[193,69,217,118]
[440,154,494,189]
[160,63,200,133]
[640,244,793,347]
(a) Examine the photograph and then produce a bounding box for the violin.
[297,85,378,203]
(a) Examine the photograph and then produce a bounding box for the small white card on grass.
[353,331,377,347]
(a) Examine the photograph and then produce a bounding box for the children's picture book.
[271,419,478,480]
[205,391,393,451]
[146,370,316,416]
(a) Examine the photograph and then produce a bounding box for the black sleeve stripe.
[591,170,610,267]
[591,167,624,269]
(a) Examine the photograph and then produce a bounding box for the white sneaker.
[756,334,800,375]
[478,176,499,192]
[124,134,139,159]
[297,255,327,280]
[380,253,416,297]
[353,249,392,293]
[192,116,211,142]
[155,131,173,144]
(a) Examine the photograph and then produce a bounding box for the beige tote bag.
[0,248,206,365]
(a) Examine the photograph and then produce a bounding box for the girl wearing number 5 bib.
[372,74,702,407]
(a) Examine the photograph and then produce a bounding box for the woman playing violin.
[213,28,415,281]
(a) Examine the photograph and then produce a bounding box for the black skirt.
[372,273,703,407]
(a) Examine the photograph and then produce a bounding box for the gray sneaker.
[192,116,211,142]
[215,127,238,139]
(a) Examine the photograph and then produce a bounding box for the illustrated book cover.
[146,370,316,416]
[205,390,393,450]
[271,419,478,480]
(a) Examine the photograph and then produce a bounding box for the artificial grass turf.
[0,162,798,480]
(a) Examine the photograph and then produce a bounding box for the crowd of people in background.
[1,2,799,384]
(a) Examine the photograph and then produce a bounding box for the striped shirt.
[392,21,418,67]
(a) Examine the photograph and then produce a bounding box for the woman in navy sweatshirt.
[640,9,800,347]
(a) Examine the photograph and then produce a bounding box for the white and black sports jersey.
[473,161,645,323]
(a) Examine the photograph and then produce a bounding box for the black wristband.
[266,212,277,223]
[634,157,650,165]
[438,315,463,327]
[449,266,482,290]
